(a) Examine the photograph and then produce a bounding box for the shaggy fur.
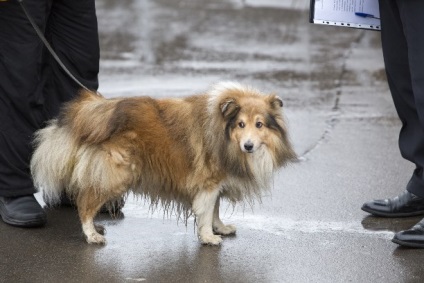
[31,82,296,245]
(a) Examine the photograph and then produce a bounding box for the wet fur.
[31,82,296,245]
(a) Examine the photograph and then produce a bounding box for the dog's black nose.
[244,142,254,152]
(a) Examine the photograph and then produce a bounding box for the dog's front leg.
[193,189,222,245]
[213,197,236,235]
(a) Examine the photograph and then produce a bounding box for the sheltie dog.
[30,82,296,245]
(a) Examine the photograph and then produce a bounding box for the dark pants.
[0,0,99,197]
[379,1,424,197]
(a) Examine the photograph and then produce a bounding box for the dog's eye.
[238,122,245,128]
[256,122,263,128]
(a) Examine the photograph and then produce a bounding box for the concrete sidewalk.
[1,0,422,282]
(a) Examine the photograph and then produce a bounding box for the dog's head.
[220,93,285,154]
[208,82,296,194]
[208,81,296,174]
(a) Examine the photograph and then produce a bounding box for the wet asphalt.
[1,0,423,282]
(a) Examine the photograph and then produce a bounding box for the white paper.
[311,0,380,30]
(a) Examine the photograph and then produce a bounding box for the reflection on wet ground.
[361,216,422,233]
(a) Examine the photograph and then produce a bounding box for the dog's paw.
[214,224,237,236]
[200,234,223,246]
[86,233,106,245]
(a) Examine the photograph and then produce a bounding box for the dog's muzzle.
[244,141,254,153]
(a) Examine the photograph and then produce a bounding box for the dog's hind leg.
[212,197,236,236]
[76,188,109,244]
[193,188,222,245]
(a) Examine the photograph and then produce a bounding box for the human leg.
[386,0,424,247]
[361,0,424,217]
[0,0,50,227]
[40,0,124,213]
[41,0,100,119]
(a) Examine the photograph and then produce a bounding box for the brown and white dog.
[30,82,296,245]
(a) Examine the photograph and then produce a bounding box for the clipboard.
[309,0,381,31]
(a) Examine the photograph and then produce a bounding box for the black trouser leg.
[0,1,49,197]
[42,0,99,118]
[0,0,99,197]
[379,0,424,198]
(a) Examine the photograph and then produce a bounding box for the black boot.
[45,193,125,215]
[0,195,47,227]
[392,218,424,248]
[361,191,424,217]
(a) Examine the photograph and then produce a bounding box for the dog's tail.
[30,119,78,205]
[30,90,125,204]
[58,90,119,145]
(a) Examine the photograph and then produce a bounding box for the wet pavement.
[1,0,423,282]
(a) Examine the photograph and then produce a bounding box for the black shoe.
[392,218,424,248]
[45,193,125,215]
[0,195,47,227]
[361,191,424,217]
[43,193,74,208]
[99,198,125,215]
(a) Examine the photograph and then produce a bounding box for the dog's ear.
[220,99,240,120]
[268,94,283,109]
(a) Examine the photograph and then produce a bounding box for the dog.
[30,82,296,245]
